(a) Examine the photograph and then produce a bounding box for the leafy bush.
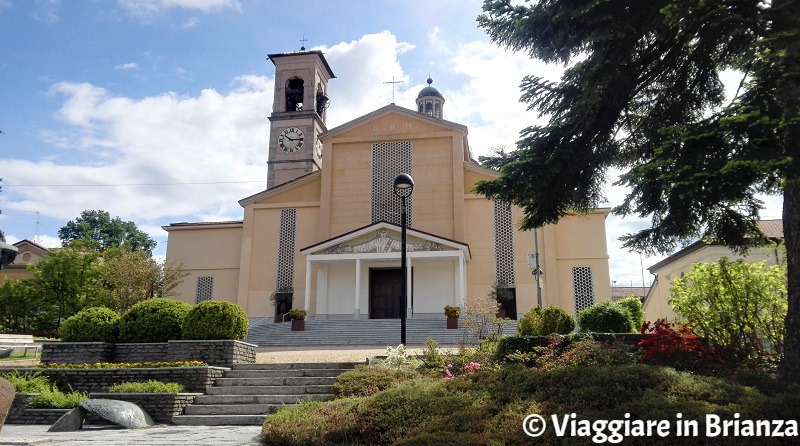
[287,309,307,321]
[494,334,556,360]
[443,305,460,318]
[669,258,787,362]
[616,296,644,332]
[380,344,419,371]
[332,365,417,398]
[117,298,192,343]
[108,380,186,393]
[59,306,120,342]
[517,306,575,336]
[578,301,632,333]
[182,300,249,340]
[263,363,795,446]
[1,370,53,393]
[638,319,726,374]
[26,389,88,409]
[504,336,638,370]
[417,337,447,371]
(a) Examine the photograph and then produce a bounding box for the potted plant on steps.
[270,287,294,323]
[489,280,514,318]
[289,309,307,331]
[444,305,460,329]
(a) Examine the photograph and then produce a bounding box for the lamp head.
[393,173,414,198]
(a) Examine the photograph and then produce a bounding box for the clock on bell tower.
[266,48,335,189]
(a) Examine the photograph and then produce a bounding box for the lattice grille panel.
[572,266,595,314]
[371,141,413,226]
[494,201,516,286]
[276,208,298,290]
[195,276,214,303]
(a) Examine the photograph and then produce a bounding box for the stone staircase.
[172,362,359,426]
[246,318,517,347]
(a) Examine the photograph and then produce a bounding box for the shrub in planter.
[182,300,249,341]
[517,306,575,336]
[109,380,186,393]
[444,306,460,318]
[288,309,307,320]
[118,298,192,343]
[59,306,120,342]
[578,301,632,333]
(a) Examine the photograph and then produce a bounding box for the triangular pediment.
[322,104,467,141]
[300,221,469,259]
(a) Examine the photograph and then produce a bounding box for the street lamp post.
[393,173,414,345]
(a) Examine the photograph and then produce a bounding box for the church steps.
[214,376,336,387]
[204,384,333,395]
[245,319,516,348]
[171,362,359,426]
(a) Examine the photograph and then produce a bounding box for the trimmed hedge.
[118,298,192,343]
[182,300,249,341]
[517,306,575,336]
[59,307,120,343]
[578,301,632,333]
[494,335,558,360]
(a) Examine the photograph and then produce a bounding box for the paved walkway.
[0,424,264,445]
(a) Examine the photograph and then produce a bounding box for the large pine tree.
[476,0,799,387]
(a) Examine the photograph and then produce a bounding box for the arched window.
[286,78,304,111]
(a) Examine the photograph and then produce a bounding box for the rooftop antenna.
[383,76,403,104]
[22,210,40,243]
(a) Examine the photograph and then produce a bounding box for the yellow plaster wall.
[240,205,320,317]
[165,226,242,305]
[409,136,455,238]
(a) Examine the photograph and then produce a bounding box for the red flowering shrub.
[638,319,726,373]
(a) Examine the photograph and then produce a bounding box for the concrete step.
[231,362,359,371]
[171,414,267,426]
[194,394,330,405]
[205,384,333,395]
[224,368,350,378]
[214,377,335,387]
[184,403,285,416]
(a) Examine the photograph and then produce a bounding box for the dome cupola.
[416,77,444,119]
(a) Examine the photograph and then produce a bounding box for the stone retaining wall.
[8,394,69,425]
[40,340,256,367]
[9,393,200,425]
[0,366,225,393]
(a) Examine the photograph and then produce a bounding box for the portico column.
[458,254,466,307]
[304,260,312,313]
[406,258,413,319]
[354,258,361,319]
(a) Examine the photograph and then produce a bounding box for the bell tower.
[267,49,335,189]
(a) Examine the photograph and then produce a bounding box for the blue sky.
[0,0,783,288]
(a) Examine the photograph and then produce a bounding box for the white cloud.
[3,75,272,238]
[32,0,60,23]
[115,63,139,70]
[427,26,448,53]
[181,17,199,28]
[117,0,240,15]
[316,31,415,125]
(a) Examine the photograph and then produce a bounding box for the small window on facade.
[196,276,214,303]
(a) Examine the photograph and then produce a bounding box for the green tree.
[26,247,105,329]
[100,248,188,313]
[0,278,39,332]
[477,0,799,387]
[58,210,157,255]
[670,258,787,361]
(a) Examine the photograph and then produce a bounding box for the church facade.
[163,50,611,322]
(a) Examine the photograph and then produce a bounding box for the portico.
[300,222,469,320]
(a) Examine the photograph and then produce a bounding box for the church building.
[163,49,612,323]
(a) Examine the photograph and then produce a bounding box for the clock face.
[278,127,304,152]
[315,138,323,159]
